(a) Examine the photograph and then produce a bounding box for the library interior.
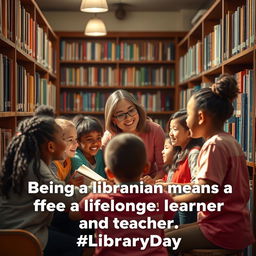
[0,0,255,255]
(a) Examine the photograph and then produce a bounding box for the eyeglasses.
[114,108,138,122]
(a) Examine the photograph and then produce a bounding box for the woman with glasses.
[102,89,165,179]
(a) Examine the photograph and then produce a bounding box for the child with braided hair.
[0,115,86,256]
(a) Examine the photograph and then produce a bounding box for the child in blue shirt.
[71,115,106,178]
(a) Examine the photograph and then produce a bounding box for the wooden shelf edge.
[178,74,202,86]
[247,162,255,168]
[0,112,16,117]
[202,65,222,76]
[223,46,255,66]
[16,47,35,63]
[15,112,34,117]
[0,34,16,48]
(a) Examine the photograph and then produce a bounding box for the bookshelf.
[177,0,255,254]
[56,31,185,128]
[0,0,57,164]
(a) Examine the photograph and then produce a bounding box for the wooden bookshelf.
[56,31,185,128]
[0,0,57,164]
[177,0,255,254]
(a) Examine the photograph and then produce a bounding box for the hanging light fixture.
[80,0,108,13]
[85,16,107,36]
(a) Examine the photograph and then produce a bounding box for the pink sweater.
[102,121,165,178]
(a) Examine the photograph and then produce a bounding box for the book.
[72,164,105,186]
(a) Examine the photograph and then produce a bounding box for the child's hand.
[155,180,168,189]
[155,178,164,183]
[141,175,155,185]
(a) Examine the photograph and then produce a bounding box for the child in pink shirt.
[166,74,255,252]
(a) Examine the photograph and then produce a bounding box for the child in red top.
[164,110,203,225]
[167,110,204,185]
[70,133,175,256]
[166,74,255,253]
[143,110,203,225]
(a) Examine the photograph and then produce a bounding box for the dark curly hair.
[192,74,239,122]
[0,116,58,198]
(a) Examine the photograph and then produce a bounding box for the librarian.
[102,89,165,179]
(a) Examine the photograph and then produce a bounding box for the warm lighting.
[80,0,108,13]
[85,17,107,36]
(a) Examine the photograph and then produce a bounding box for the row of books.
[179,83,211,109]
[179,41,202,83]
[16,0,35,57]
[0,54,12,112]
[224,69,254,161]
[60,91,173,112]
[1,0,57,75]
[179,0,255,82]
[0,128,12,166]
[120,66,175,87]
[179,20,222,82]
[60,66,175,87]
[36,26,56,73]
[229,0,255,58]
[16,67,56,112]
[60,66,118,87]
[203,21,222,71]
[0,0,14,41]
[60,40,175,61]
[119,41,175,61]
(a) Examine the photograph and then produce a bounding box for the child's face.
[162,139,174,165]
[112,99,139,133]
[51,125,67,161]
[169,118,190,149]
[79,131,102,158]
[64,126,78,158]
[186,97,201,138]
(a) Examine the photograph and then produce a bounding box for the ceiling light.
[80,0,108,13]
[85,17,107,36]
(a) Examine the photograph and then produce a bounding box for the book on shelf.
[0,54,12,112]
[0,128,12,166]
[72,164,105,186]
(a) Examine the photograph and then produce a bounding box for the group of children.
[0,74,254,255]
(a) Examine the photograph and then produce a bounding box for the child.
[70,133,175,255]
[149,110,203,225]
[0,116,85,256]
[102,89,165,179]
[72,115,106,178]
[161,136,175,182]
[166,110,203,185]
[50,118,79,182]
[166,74,255,252]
